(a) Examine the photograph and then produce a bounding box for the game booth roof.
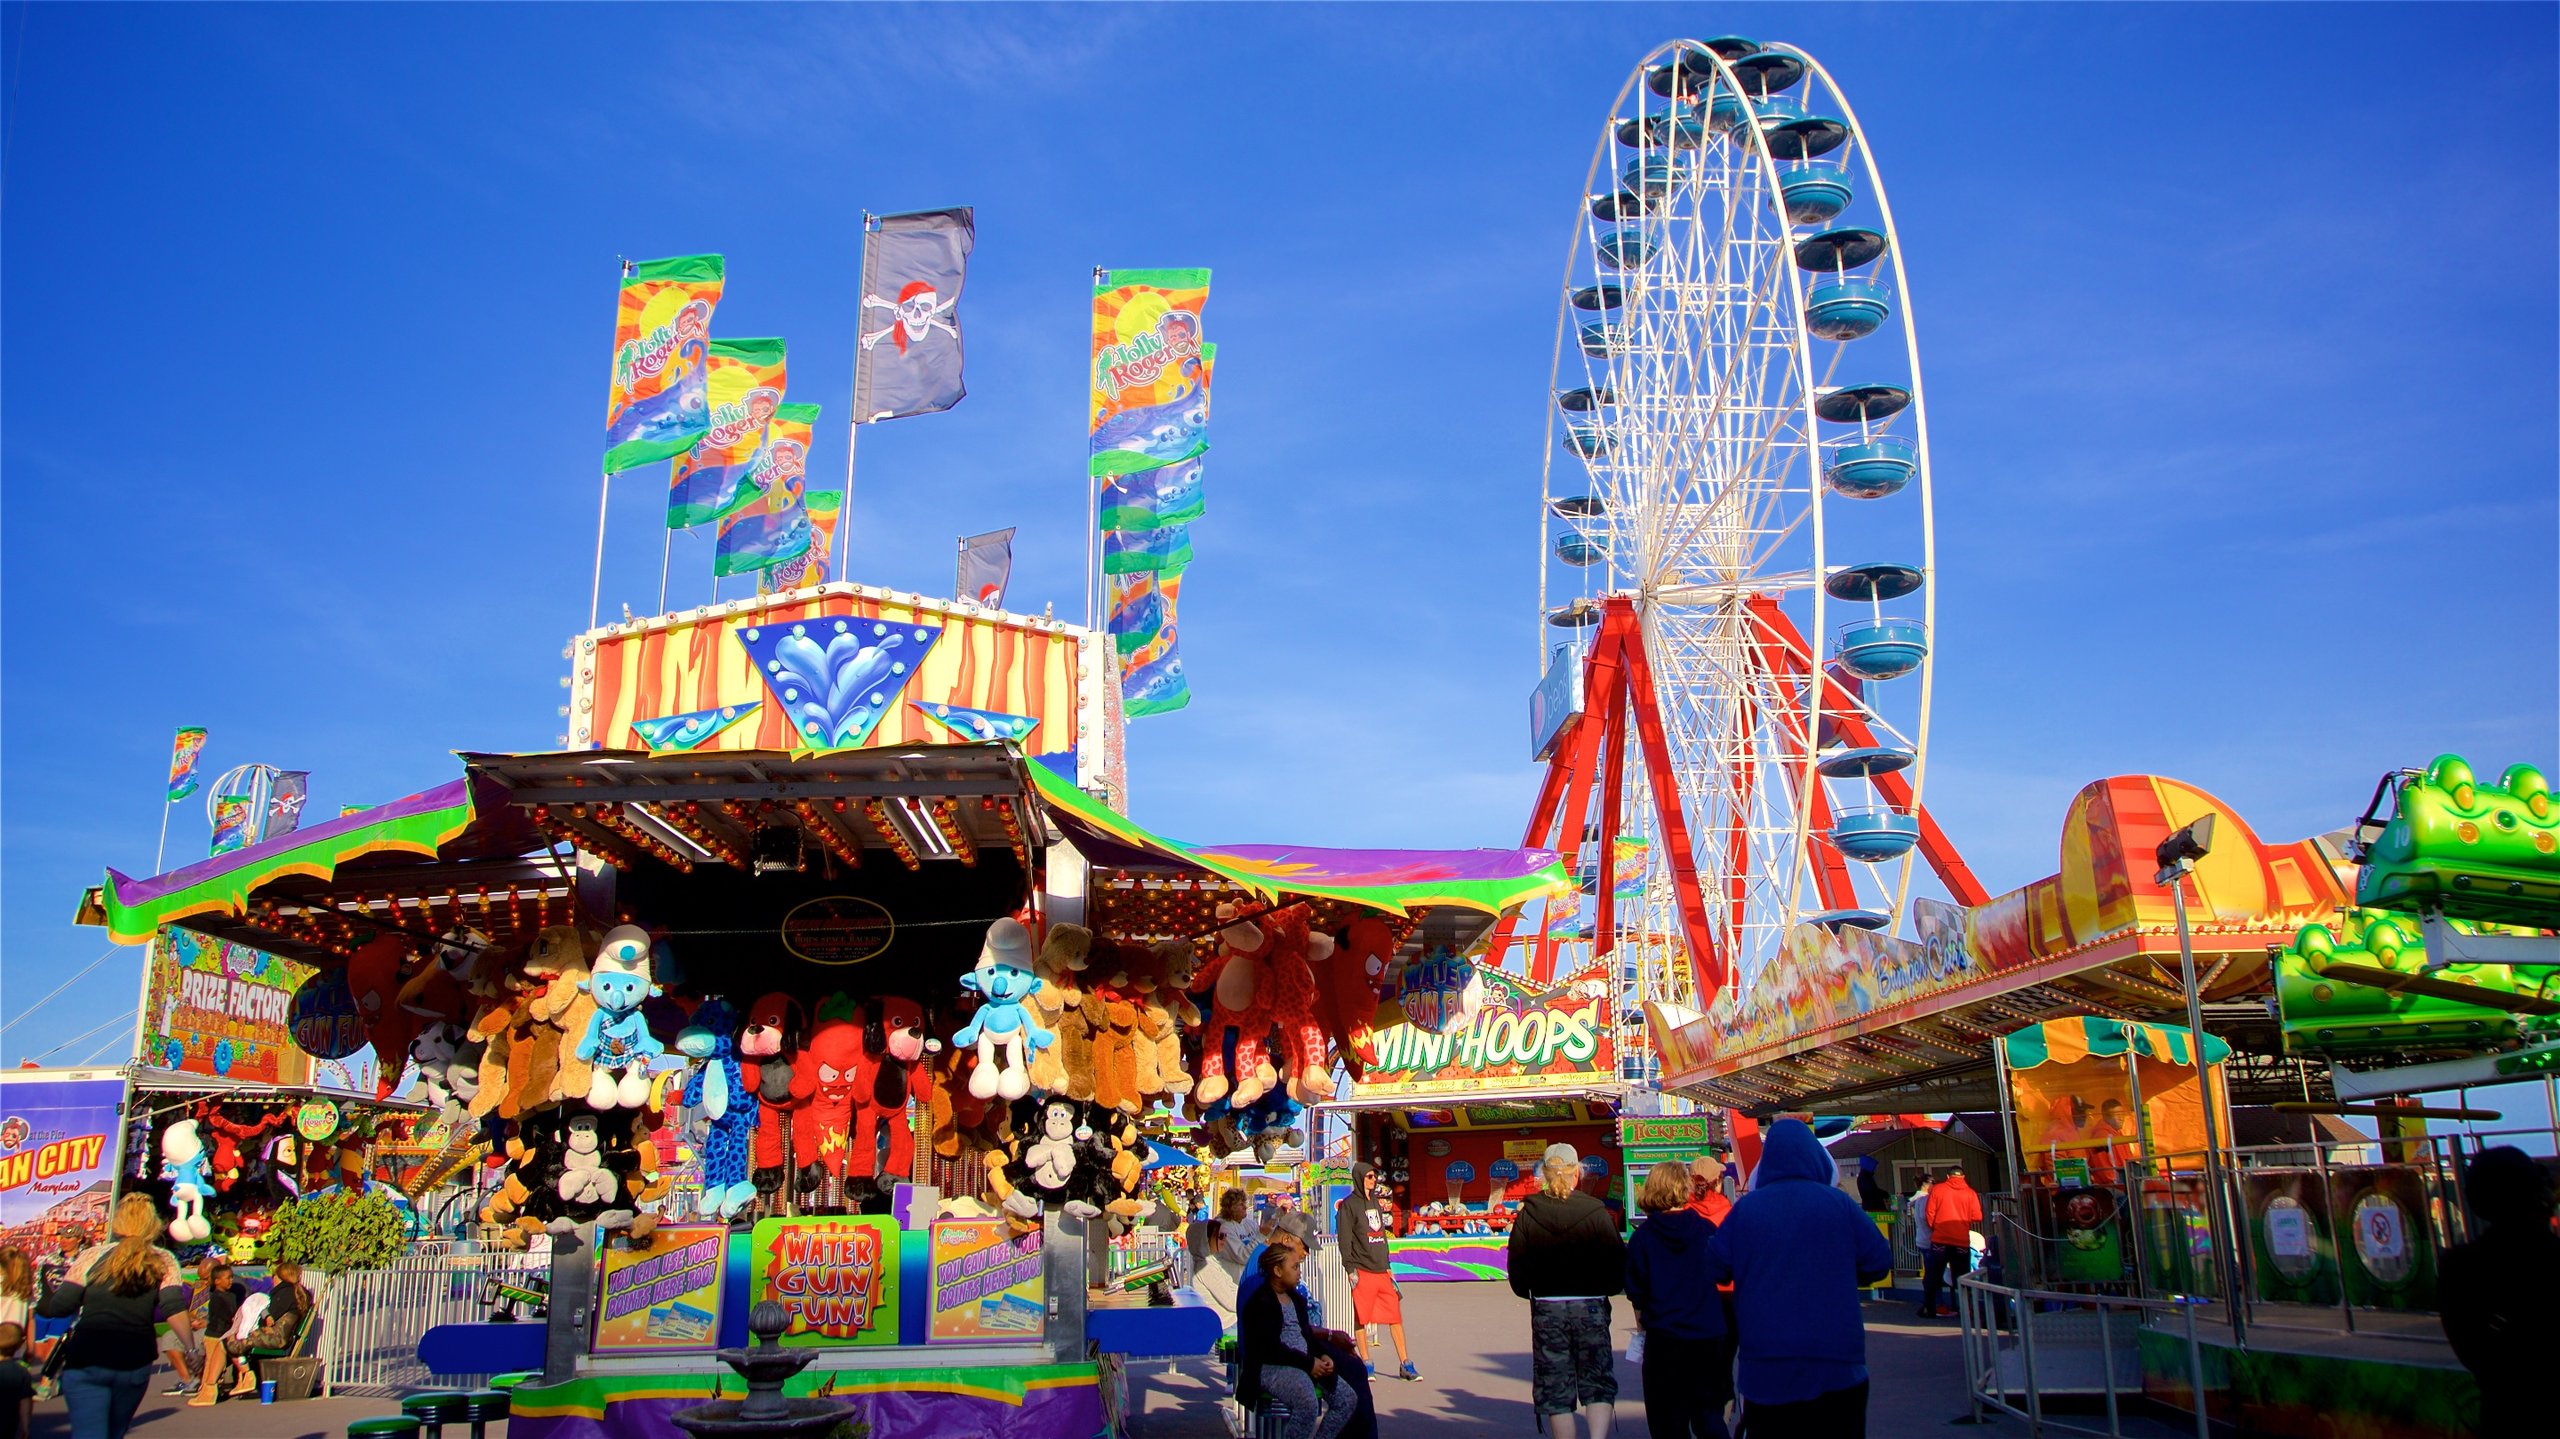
[1647,774,2358,1117]
[79,745,1571,968]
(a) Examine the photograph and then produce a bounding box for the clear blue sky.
[4,4,2554,1079]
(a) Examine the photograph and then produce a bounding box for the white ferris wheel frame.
[1535,39,1942,1026]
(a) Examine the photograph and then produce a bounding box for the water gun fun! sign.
[748,1216,902,1348]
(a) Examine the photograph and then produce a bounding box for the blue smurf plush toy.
[953,916,1054,1102]
[577,925,665,1108]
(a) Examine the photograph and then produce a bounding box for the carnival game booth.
[1319,958,1623,1282]
[73,590,1569,1436]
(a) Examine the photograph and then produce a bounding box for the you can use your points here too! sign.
[748,1216,902,1348]
[1353,964,1614,1100]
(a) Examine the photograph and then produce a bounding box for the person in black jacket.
[38,1196,190,1439]
[1240,1245,1358,1439]
[1507,1142,1626,1439]
[2439,1146,2560,1439]
[1626,1161,1731,1439]
[1335,1161,1416,1380]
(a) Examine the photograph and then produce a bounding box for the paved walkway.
[1128,1281,2188,1436]
[26,1386,504,1439]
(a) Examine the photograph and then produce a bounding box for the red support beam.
[1610,599,1726,1000]
[1591,674,1630,960]
[1746,596,1989,907]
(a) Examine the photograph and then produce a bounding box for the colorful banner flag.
[853,208,973,422]
[764,490,843,593]
[266,771,311,841]
[956,527,1015,607]
[1118,572,1190,718]
[1090,269,1210,478]
[166,727,207,802]
[715,402,819,577]
[1098,454,1205,532]
[667,337,788,529]
[605,254,725,475]
[210,795,254,856]
[1105,570,1170,655]
[1102,523,1192,575]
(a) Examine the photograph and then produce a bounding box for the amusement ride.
[1494,38,1988,1090]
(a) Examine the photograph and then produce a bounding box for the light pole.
[2155,815,2242,1341]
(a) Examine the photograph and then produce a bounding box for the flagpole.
[656,521,672,616]
[587,472,612,631]
[152,794,172,877]
[590,259,634,633]
[1087,265,1105,633]
[843,212,876,579]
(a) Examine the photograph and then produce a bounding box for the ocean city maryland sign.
[1354,963,1613,1098]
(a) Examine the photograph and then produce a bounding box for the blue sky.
[3,4,2553,1076]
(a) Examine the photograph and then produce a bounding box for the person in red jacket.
[1920,1169,1983,1317]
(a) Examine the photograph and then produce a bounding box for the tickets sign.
[749,1216,901,1348]
[594,1225,728,1354]
[1354,963,1613,1099]
[927,1218,1045,1343]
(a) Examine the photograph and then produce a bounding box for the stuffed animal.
[576,926,665,1109]
[926,1036,998,1161]
[1023,923,1091,1097]
[198,1103,287,1194]
[988,1095,1104,1220]
[160,1119,213,1243]
[676,998,759,1222]
[410,1022,480,1125]
[1193,905,1334,1108]
[1089,1106,1153,1218]
[556,1112,619,1207]
[857,996,939,1181]
[953,918,1054,1101]
[1318,916,1406,1082]
[739,991,805,1197]
[792,1000,869,1192]
[525,927,599,1108]
[1088,980,1143,1115]
[346,934,424,1099]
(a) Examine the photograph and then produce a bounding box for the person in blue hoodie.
[1706,1119,1893,1438]
[1624,1162,1731,1439]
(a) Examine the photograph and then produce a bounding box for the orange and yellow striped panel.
[583,593,1080,755]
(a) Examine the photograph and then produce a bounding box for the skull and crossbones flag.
[852,207,973,423]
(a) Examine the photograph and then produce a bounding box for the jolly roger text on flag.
[850,208,973,424]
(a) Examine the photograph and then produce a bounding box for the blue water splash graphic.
[631,702,760,752]
[735,618,943,748]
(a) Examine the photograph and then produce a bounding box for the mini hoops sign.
[1357,962,1613,1097]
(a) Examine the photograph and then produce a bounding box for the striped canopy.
[2000,1016,2231,1072]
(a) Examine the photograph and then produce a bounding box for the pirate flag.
[851,207,973,423]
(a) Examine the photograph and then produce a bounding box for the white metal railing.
[318,1250,544,1396]
[1957,1275,2210,1439]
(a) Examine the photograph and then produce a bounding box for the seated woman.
[1239,1244,1358,1439]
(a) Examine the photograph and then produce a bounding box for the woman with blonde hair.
[37,1194,191,1439]
[1506,1144,1625,1439]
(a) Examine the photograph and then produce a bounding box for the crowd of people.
[0,1195,316,1439]
[1506,1122,1892,1439]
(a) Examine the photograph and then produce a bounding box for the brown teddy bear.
[523,927,600,1108]
[1023,921,1094,1098]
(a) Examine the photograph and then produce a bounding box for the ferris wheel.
[1522,38,1983,1073]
